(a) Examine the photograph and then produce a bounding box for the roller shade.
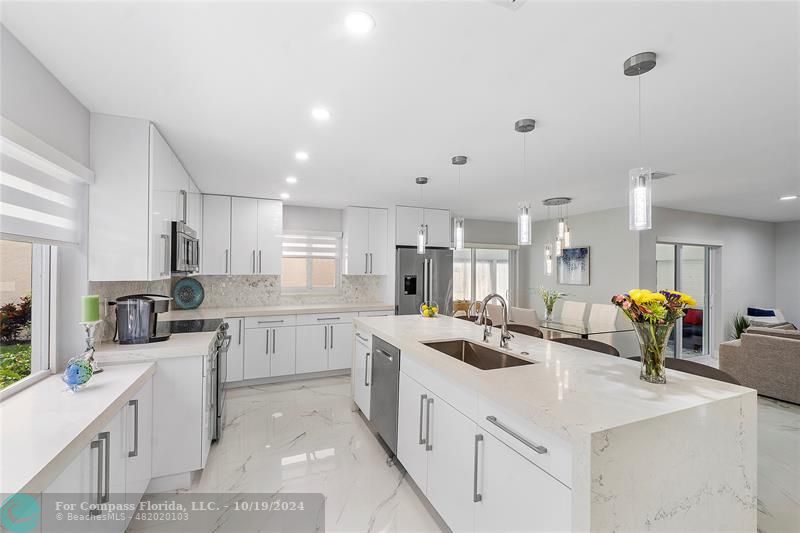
[0,118,91,246]
[281,231,342,258]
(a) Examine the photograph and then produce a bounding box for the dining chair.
[485,303,504,325]
[510,306,540,327]
[588,303,619,326]
[552,337,620,356]
[627,356,741,385]
[506,323,544,338]
[560,301,587,323]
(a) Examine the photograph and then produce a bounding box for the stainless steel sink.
[423,339,534,370]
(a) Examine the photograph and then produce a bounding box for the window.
[453,247,516,305]
[0,239,52,392]
[281,232,341,291]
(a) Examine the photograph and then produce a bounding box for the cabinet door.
[257,199,283,275]
[295,325,329,374]
[328,323,353,370]
[231,196,259,275]
[424,208,451,248]
[475,431,571,532]
[187,178,203,236]
[243,327,270,380]
[397,372,430,493]
[426,393,477,533]
[353,336,371,419]
[94,409,127,531]
[270,326,296,377]
[343,207,370,274]
[225,317,244,382]
[149,125,175,280]
[202,195,231,275]
[368,208,388,275]
[125,378,153,520]
[42,445,92,530]
[396,206,424,246]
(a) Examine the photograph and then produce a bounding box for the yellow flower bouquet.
[611,289,696,384]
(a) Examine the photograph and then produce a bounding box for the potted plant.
[611,289,696,384]
[537,287,567,322]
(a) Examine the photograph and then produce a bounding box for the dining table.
[537,319,633,339]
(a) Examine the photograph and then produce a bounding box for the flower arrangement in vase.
[538,287,567,322]
[611,289,696,384]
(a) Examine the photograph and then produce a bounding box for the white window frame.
[457,243,518,306]
[280,231,343,294]
[0,238,56,401]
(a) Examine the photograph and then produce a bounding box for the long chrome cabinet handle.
[473,434,483,502]
[180,189,188,223]
[365,252,368,274]
[316,317,341,321]
[485,415,548,454]
[128,399,139,458]
[324,325,328,350]
[355,332,369,342]
[224,249,229,274]
[272,328,276,353]
[369,252,373,273]
[258,250,262,273]
[330,325,334,349]
[99,432,110,503]
[238,320,242,345]
[418,394,428,445]
[257,319,284,324]
[425,398,434,451]
[252,250,256,273]
[266,329,270,355]
[364,352,370,386]
[90,438,103,515]
[161,234,170,276]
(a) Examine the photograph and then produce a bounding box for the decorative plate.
[173,277,204,310]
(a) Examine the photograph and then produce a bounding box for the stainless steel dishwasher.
[369,336,400,454]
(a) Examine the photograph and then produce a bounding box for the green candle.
[81,295,100,323]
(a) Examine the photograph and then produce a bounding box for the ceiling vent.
[487,0,527,11]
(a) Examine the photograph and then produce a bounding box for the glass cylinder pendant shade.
[453,217,465,250]
[563,224,571,248]
[557,219,566,239]
[517,202,532,245]
[555,237,563,258]
[544,243,553,276]
[417,224,426,254]
[629,167,652,231]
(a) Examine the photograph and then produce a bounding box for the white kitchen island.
[352,315,756,532]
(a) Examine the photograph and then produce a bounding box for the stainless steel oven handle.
[425,398,434,451]
[418,394,428,445]
[128,400,139,458]
[473,434,483,502]
[485,415,548,454]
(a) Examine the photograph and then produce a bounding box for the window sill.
[0,369,53,402]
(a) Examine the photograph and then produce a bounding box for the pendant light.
[543,197,572,259]
[543,202,554,276]
[624,52,657,231]
[416,177,428,254]
[515,118,535,245]
[451,156,467,250]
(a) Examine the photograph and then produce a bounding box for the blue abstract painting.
[558,247,590,285]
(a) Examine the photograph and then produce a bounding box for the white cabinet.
[296,314,355,373]
[397,371,431,493]
[395,206,451,248]
[244,317,296,380]
[202,195,232,275]
[149,125,177,281]
[225,317,245,382]
[270,326,296,376]
[353,331,372,419]
[186,178,203,237]
[257,199,283,275]
[125,378,153,513]
[243,327,269,379]
[343,207,388,275]
[474,430,571,532]
[328,323,353,370]
[295,325,329,374]
[231,196,259,275]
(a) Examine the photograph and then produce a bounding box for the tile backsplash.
[88,274,387,340]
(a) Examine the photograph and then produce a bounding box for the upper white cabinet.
[89,114,201,281]
[343,206,388,275]
[202,195,282,276]
[395,206,451,248]
[202,195,232,275]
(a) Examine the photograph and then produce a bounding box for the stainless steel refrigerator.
[395,246,453,316]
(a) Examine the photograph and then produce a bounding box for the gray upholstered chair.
[552,337,620,357]
[628,356,741,386]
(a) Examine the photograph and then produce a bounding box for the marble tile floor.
[135,375,800,532]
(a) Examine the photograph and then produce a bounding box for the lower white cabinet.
[295,325,328,374]
[353,331,372,419]
[328,323,352,370]
[225,317,245,382]
[244,324,296,379]
[296,314,355,373]
[244,327,270,379]
[396,371,571,533]
[270,326,297,377]
[42,376,154,532]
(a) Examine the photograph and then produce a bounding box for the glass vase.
[544,306,554,322]
[632,322,674,384]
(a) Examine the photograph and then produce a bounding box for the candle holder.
[79,320,104,373]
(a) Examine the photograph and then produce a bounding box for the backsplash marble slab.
[88,274,387,340]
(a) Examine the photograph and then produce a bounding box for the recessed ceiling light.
[779,195,798,201]
[311,107,331,121]
[286,176,297,184]
[295,151,309,161]
[280,192,290,200]
[345,11,375,34]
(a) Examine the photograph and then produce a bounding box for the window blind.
[0,119,90,246]
[281,232,342,258]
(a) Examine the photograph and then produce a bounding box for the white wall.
[775,221,800,325]
[639,208,777,347]
[1,24,91,369]
[464,218,517,246]
[283,205,342,233]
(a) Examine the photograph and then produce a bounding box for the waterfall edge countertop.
[159,302,394,321]
[0,363,155,495]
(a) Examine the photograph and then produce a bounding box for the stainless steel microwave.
[171,221,200,273]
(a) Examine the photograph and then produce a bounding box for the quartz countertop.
[94,331,217,363]
[355,314,753,444]
[160,302,394,321]
[0,363,155,495]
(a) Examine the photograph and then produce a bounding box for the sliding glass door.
[452,247,515,308]
[656,243,713,358]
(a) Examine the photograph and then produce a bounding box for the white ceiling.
[2,1,799,222]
